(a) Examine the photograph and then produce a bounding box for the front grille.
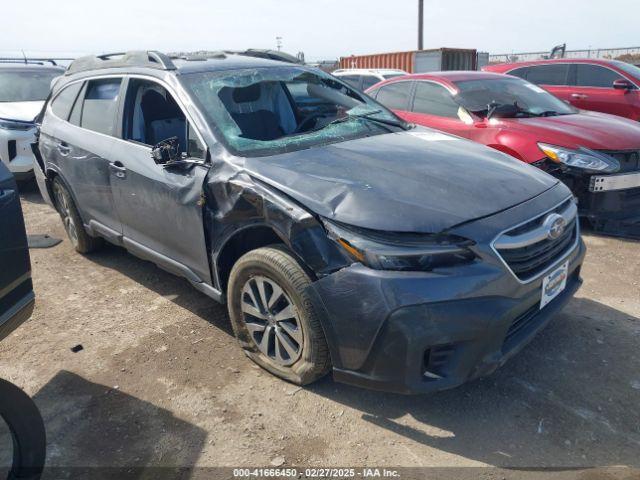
[597,149,640,173]
[423,344,456,379]
[494,199,578,282]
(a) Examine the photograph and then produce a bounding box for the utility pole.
[418,0,424,50]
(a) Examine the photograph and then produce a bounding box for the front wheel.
[227,245,331,385]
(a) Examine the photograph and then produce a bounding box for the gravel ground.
[1,182,639,478]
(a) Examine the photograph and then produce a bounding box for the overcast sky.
[2,0,638,61]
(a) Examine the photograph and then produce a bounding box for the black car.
[34,51,585,394]
[0,160,44,480]
[0,160,34,340]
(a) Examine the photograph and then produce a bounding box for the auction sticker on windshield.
[541,261,568,309]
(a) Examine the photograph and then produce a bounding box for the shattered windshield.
[181,67,408,157]
[454,77,576,118]
[0,69,61,102]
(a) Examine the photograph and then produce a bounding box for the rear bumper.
[0,290,35,342]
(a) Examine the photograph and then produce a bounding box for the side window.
[376,82,412,110]
[123,78,204,157]
[412,82,460,118]
[68,83,86,126]
[51,82,83,120]
[526,64,570,86]
[508,67,529,80]
[80,79,122,136]
[361,75,381,91]
[576,64,624,88]
[339,75,361,89]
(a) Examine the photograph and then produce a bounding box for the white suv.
[333,69,407,91]
[0,62,64,180]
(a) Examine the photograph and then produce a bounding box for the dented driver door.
[108,139,213,286]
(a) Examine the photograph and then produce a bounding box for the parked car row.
[23,50,588,394]
[363,59,640,238]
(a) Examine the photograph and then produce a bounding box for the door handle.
[56,142,71,154]
[109,161,127,179]
[0,188,16,208]
[571,93,588,100]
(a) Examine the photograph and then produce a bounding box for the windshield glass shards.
[181,67,409,157]
[454,77,577,118]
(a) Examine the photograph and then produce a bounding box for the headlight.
[323,220,476,271]
[0,118,34,131]
[538,143,619,173]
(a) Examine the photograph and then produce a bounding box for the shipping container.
[339,48,478,73]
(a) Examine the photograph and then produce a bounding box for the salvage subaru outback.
[33,51,585,394]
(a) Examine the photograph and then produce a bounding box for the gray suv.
[34,51,585,394]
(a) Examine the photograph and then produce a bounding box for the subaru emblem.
[543,213,566,241]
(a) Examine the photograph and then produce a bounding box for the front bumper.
[0,126,37,178]
[306,187,586,394]
[546,165,640,238]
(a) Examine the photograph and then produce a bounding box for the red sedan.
[484,58,640,121]
[365,71,640,237]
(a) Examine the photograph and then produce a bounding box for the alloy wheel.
[240,275,303,366]
[54,184,79,248]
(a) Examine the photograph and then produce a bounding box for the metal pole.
[418,0,424,50]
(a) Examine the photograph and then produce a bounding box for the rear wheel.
[227,245,331,385]
[52,177,103,254]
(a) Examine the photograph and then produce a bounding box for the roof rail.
[0,57,69,66]
[65,50,176,75]
[169,51,227,61]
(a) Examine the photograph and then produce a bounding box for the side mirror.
[151,137,181,165]
[613,78,634,91]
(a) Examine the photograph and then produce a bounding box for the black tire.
[52,177,103,254]
[0,378,46,480]
[227,245,331,385]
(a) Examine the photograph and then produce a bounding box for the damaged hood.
[504,111,640,151]
[0,101,43,122]
[243,129,557,233]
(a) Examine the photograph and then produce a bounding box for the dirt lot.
[1,182,639,477]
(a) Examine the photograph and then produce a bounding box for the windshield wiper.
[350,110,411,130]
[532,110,570,117]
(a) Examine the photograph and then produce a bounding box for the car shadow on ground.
[17,178,45,204]
[87,242,233,336]
[1,370,207,479]
[308,297,640,468]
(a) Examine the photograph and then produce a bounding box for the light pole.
[418,0,424,50]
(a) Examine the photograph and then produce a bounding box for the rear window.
[576,64,624,88]
[526,64,570,86]
[361,75,381,90]
[80,79,122,136]
[507,67,529,80]
[338,75,361,89]
[376,82,412,110]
